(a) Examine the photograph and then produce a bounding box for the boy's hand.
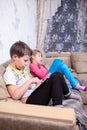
[43,73,51,81]
[30,77,42,85]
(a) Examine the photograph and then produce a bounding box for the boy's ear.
[12,54,18,60]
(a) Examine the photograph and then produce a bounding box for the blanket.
[63,89,87,124]
[48,89,87,124]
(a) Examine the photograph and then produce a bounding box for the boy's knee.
[50,72,65,82]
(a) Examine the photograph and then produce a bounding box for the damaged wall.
[0,0,37,64]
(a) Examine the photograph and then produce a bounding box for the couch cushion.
[78,73,87,86]
[0,60,11,100]
[0,65,6,76]
[0,97,22,103]
[0,74,10,99]
[0,102,78,130]
[71,52,87,73]
[44,57,71,69]
[80,90,87,105]
[77,73,87,104]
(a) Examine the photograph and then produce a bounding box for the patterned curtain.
[37,0,61,53]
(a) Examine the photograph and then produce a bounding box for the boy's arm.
[3,68,42,100]
[7,77,42,100]
[30,64,48,79]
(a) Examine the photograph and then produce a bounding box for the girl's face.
[12,54,30,70]
[32,52,42,65]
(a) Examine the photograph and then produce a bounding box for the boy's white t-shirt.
[3,64,37,98]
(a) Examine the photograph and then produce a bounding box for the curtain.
[37,0,61,54]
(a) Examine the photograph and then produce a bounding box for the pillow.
[71,52,87,62]
[72,61,87,73]
[0,74,10,99]
[0,65,6,76]
[71,52,87,73]
[44,57,71,69]
[0,60,11,99]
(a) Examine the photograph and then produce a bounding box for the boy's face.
[13,54,30,70]
[33,52,42,65]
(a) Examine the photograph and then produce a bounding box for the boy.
[3,41,77,106]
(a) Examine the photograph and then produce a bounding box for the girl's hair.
[30,49,42,63]
[10,41,32,58]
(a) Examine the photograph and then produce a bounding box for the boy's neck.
[10,62,21,71]
[10,62,16,68]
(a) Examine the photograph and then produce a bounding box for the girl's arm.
[30,64,48,79]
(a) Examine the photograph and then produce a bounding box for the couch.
[45,52,87,105]
[0,52,87,130]
[0,102,78,130]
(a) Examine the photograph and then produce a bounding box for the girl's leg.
[48,59,63,75]
[48,59,86,91]
[48,59,77,88]
[60,64,77,87]
[26,72,70,106]
[60,64,86,91]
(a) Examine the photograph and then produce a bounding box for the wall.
[44,0,87,53]
[0,0,37,64]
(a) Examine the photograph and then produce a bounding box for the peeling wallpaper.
[44,0,87,53]
[0,0,37,64]
[0,0,87,64]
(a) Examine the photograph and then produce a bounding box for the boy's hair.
[10,41,32,58]
[30,49,42,63]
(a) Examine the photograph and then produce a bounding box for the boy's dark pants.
[26,72,69,106]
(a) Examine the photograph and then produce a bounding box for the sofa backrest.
[44,53,71,69]
[0,60,11,100]
[71,52,87,74]
[0,60,31,101]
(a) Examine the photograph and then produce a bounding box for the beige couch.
[0,52,87,130]
[45,52,87,105]
[0,102,78,130]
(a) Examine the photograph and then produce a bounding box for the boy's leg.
[26,79,51,105]
[26,72,70,106]
[53,72,70,95]
[49,72,70,105]
[49,72,80,101]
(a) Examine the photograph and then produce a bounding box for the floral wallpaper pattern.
[44,0,87,53]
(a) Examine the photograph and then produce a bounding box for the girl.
[30,49,87,91]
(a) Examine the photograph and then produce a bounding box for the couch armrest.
[0,102,78,130]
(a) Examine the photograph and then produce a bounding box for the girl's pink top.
[29,63,48,80]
